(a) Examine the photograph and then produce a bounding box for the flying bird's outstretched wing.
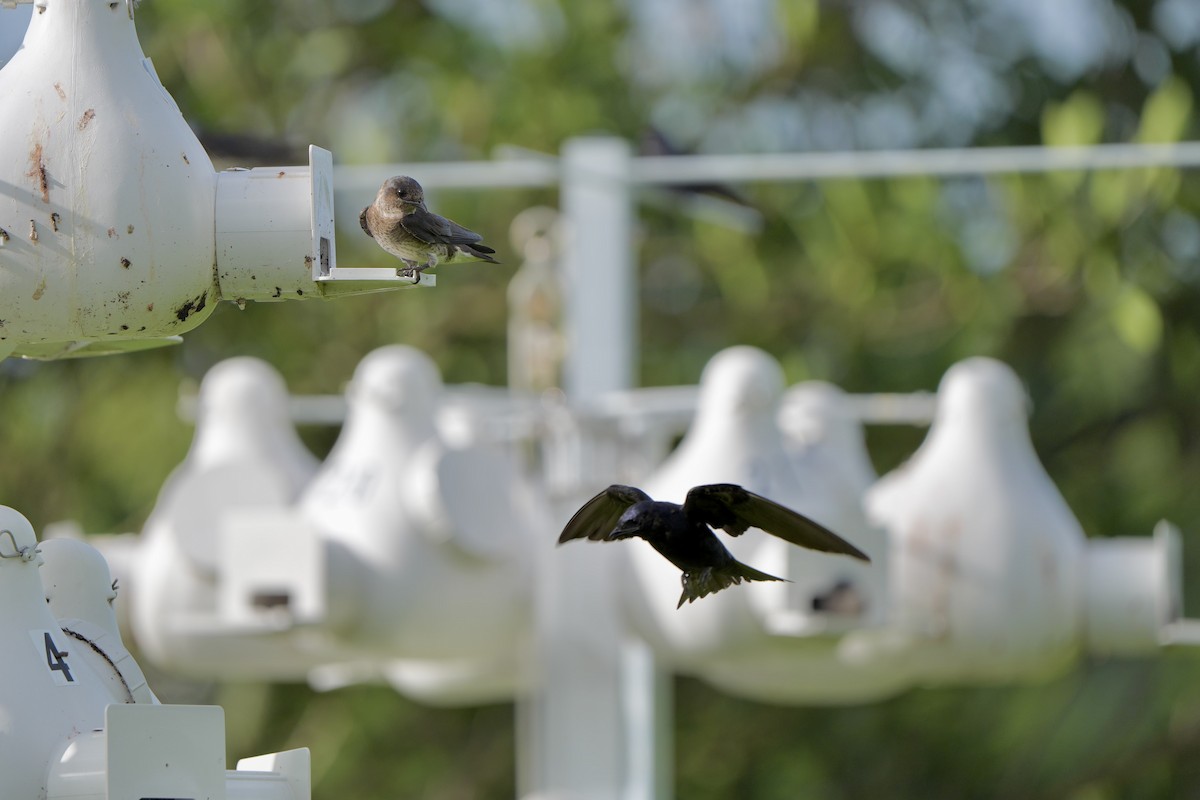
[683,484,870,561]
[557,484,651,544]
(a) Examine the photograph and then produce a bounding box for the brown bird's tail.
[456,243,500,264]
[677,561,786,608]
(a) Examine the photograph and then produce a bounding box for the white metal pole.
[627,141,1200,183]
[522,136,666,800]
[560,137,636,398]
[331,141,1200,196]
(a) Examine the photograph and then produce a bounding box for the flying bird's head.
[609,500,673,541]
[610,511,646,540]
[376,175,426,214]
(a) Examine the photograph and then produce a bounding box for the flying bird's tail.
[677,562,786,608]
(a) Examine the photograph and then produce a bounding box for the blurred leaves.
[1113,284,1164,353]
[1042,90,1105,147]
[1138,76,1194,144]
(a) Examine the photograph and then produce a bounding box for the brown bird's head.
[375,175,426,214]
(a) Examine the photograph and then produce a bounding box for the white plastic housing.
[866,357,1085,682]
[618,346,903,704]
[0,0,218,359]
[773,379,887,634]
[1084,522,1181,654]
[128,349,540,700]
[0,506,116,798]
[45,704,311,800]
[220,508,326,627]
[216,146,414,302]
[130,357,340,678]
[4,506,309,799]
[300,345,536,697]
[40,537,156,704]
[40,536,121,635]
[217,150,332,302]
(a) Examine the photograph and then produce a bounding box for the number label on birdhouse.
[29,629,77,686]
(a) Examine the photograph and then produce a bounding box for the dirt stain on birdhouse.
[174,291,208,322]
[27,144,49,203]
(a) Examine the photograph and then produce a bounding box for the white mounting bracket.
[219,509,326,627]
[46,704,311,800]
[216,146,433,305]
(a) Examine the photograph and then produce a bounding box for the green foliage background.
[4,1,1200,797]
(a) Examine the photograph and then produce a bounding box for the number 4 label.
[29,629,77,686]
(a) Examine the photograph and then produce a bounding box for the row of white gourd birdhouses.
[107,344,1183,707]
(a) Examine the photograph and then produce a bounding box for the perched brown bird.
[558,483,870,608]
[360,176,499,280]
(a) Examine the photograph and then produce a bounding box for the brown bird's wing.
[557,484,651,544]
[683,484,870,561]
[359,207,373,238]
[400,207,489,248]
[400,207,499,263]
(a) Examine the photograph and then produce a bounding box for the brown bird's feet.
[397,258,437,284]
[397,260,422,283]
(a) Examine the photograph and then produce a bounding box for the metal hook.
[0,529,38,562]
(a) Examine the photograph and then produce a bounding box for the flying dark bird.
[639,127,753,208]
[360,175,499,281]
[558,483,870,608]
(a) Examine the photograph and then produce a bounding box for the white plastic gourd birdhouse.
[0,506,115,798]
[695,378,899,706]
[40,537,157,705]
[775,380,886,633]
[0,0,419,361]
[0,0,218,359]
[620,346,903,703]
[1,506,312,799]
[184,356,320,490]
[624,346,797,660]
[780,381,878,498]
[300,345,536,701]
[131,357,333,678]
[865,357,1085,682]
